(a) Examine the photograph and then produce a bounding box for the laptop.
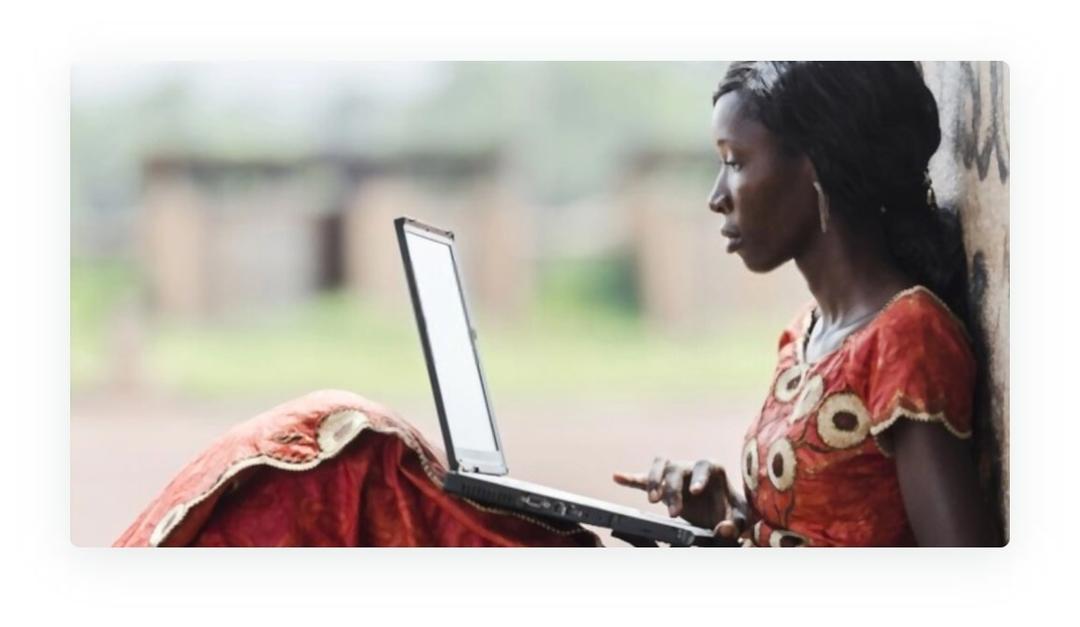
[394,216,721,547]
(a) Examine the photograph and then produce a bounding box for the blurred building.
[137,145,811,331]
[621,147,809,333]
[137,142,814,333]
[138,150,536,320]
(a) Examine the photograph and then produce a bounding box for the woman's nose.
[708,176,731,214]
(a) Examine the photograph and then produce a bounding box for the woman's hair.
[713,61,969,323]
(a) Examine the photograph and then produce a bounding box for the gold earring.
[927,184,938,210]
[813,182,829,234]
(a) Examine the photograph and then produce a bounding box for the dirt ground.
[71,390,759,547]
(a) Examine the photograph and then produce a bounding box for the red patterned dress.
[742,286,976,547]
[114,390,601,547]
[115,286,972,548]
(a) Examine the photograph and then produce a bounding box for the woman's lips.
[725,236,743,253]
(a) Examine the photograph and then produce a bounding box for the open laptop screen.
[400,225,501,464]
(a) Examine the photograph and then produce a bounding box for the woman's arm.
[888,419,1001,546]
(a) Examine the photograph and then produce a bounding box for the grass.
[72,258,781,402]
[70,259,140,389]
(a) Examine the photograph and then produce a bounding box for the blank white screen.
[405,231,497,452]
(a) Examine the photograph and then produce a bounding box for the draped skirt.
[114,390,602,547]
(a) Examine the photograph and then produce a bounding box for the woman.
[116,62,999,547]
[613,61,999,546]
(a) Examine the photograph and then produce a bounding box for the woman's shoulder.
[852,286,977,443]
[865,286,973,359]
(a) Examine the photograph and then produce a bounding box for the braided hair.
[713,61,969,324]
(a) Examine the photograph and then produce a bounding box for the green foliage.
[537,253,641,320]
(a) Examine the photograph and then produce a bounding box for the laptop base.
[444,470,727,547]
[610,531,660,547]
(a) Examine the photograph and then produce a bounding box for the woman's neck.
[794,216,912,327]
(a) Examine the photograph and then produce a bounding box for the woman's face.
[708,91,819,273]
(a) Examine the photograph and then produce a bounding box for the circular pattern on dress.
[788,374,824,424]
[815,393,872,449]
[317,409,367,457]
[766,437,797,491]
[769,529,809,547]
[742,438,759,491]
[773,365,806,403]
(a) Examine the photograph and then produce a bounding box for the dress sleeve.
[863,293,976,455]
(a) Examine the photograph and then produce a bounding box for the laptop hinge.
[457,460,508,476]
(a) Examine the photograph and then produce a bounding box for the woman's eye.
[724,160,741,172]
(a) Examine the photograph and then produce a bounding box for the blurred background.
[70,61,810,546]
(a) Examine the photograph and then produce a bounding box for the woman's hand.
[613,457,748,541]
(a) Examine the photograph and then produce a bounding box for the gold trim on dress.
[789,374,824,424]
[148,408,594,547]
[869,393,973,457]
[797,285,960,367]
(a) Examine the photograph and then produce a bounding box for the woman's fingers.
[713,519,740,539]
[710,465,731,506]
[646,457,668,503]
[689,460,714,494]
[617,458,729,520]
[663,465,688,516]
[612,472,649,490]
[729,505,747,533]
